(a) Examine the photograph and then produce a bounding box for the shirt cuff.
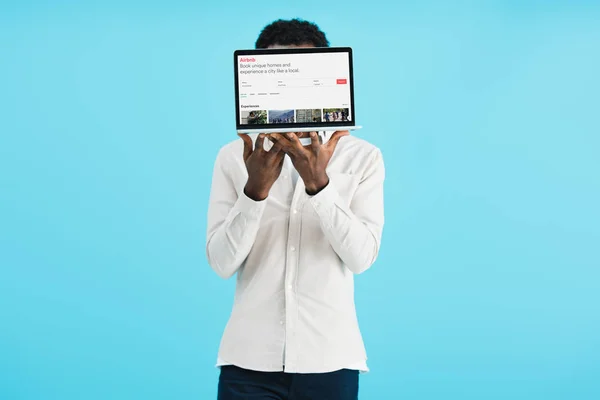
[232,190,268,220]
[306,179,342,229]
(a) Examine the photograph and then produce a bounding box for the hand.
[269,131,349,195]
[238,133,285,201]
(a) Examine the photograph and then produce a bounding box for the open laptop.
[234,47,362,135]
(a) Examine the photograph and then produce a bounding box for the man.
[206,18,385,400]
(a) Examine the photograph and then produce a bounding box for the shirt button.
[292,209,298,214]
[283,175,288,179]
[288,284,293,290]
[290,246,296,252]
[280,320,284,325]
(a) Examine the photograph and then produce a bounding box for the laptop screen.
[234,47,355,131]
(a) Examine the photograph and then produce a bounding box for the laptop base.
[236,125,362,134]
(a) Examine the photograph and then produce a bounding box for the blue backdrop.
[1,1,599,399]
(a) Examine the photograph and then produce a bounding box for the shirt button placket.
[284,195,303,372]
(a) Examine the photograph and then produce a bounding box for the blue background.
[1,1,599,399]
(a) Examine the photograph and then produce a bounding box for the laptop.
[234,47,362,136]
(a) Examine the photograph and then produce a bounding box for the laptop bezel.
[233,47,356,132]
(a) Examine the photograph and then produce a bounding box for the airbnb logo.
[240,57,256,62]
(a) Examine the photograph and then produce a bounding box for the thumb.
[327,130,350,150]
[238,133,253,161]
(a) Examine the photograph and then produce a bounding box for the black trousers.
[217,365,359,400]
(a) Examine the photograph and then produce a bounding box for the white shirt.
[206,133,385,374]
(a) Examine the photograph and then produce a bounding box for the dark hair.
[255,18,329,49]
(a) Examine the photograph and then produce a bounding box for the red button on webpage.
[336,78,347,84]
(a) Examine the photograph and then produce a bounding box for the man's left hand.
[270,131,349,195]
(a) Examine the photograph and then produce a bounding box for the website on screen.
[238,52,352,125]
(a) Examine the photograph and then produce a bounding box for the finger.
[270,133,294,153]
[268,134,290,155]
[268,140,284,154]
[268,133,282,148]
[309,131,320,152]
[285,132,305,155]
[254,134,266,152]
[266,135,286,164]
[238,133,253,161]
[326,130,350,150]
[274,151,286,169]
[277,151,286,166]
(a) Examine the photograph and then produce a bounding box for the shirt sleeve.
[205,148,267,279]
[307,148,385,274]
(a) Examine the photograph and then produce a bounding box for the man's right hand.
[238,133,285,201]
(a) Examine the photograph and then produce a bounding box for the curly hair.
[255,18,330,49]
